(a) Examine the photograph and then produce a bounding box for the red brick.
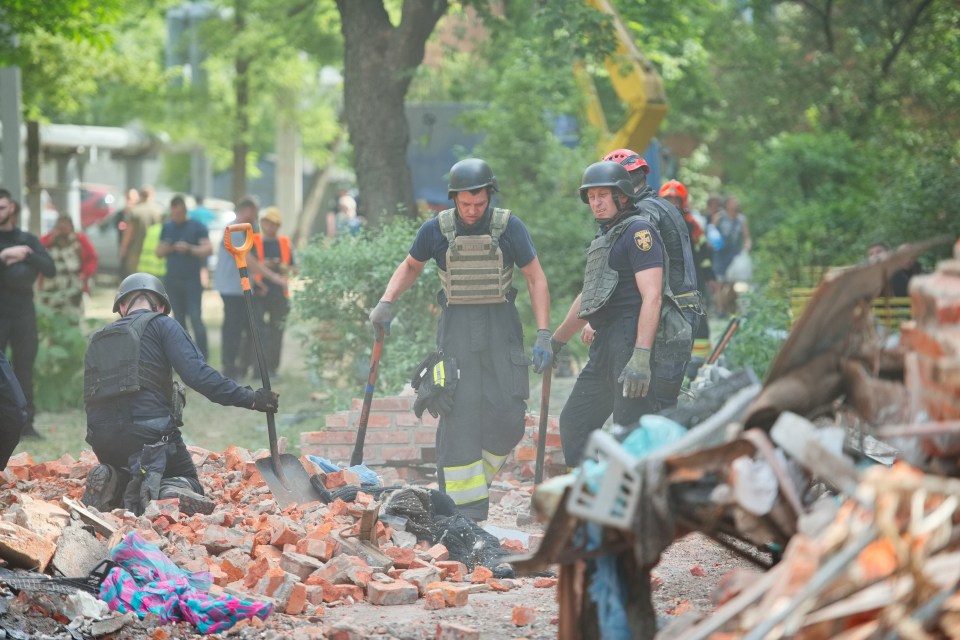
[301,431,356,445]
[423,589,446,610]
[301,446,353,462]
[295,537,337,562]
[413,429,437,444]
[426,544,449,561]
[324,413,350,428]
[361,431,411,445]
[435,622,479,640]
[533,577,557,588]
[383,546,416,569]
[370,397,413,411]
[285,583,307,615]
[470,566,493,584]
[512,605,536,626]
[435,561,467,581]
[366,414,394,428]
[270,518,305,547]
[367,579,419,605]
[514,447,536,462]
[424,581,469,607]
[243,556,275,590]
[396,414,422,427]
[421,413,440,427]
[380,446,419,461]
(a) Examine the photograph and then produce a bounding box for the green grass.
[19,288,360,463]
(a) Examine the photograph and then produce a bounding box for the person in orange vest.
[253,207,296,378]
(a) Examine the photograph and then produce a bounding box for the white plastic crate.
[566,429,642,530]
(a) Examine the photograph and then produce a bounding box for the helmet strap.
[121,292,159,316]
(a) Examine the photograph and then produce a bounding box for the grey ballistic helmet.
[578,161,636,204]
[113,272,172,314]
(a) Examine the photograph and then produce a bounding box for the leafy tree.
[334,0,451,226]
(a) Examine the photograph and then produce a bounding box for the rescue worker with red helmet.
[660,179,716,381]
[82,273,279,517]
[551,161,684,467]
[596,149,701,410]
[368,158,552,521]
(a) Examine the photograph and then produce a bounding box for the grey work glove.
[368,300,394,337]
[531,329,554,374]
[618,347,652,398]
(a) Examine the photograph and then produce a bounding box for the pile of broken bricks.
[0,445,557,638]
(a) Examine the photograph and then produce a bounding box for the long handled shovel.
[534,366,552,484]
[224,223,323,508]
[350,326,384,466]
[707,316,740,366]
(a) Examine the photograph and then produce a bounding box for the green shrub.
[293,220,441,396]
[33,304,87,411]
[723,286,791,381]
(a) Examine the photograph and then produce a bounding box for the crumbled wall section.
[300,396,566,481]
[902,240,960,421]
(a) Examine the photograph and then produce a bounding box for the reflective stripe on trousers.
[441,460,488,505]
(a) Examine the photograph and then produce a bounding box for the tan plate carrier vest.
[437,208,513,305]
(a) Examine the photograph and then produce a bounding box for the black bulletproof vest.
[83,312,172,405]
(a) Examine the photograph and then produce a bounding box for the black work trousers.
[0,310,38,431]
[220,294,261,380]
[434,298,529,521]
[258,291,289,374]
[559,309,658,468]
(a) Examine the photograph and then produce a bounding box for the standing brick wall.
[901,240,960,421]
[300,395,567,483]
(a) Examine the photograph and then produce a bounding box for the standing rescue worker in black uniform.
[599,149,701,410]
[369,159,553,521]
[0,351,27,468]
[551,162,666,467]
[0,191,55,440]
[82,273,279,516]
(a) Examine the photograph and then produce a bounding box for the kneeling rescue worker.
[82,273,279,516]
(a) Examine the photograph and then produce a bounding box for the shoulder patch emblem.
[634,229,653,251]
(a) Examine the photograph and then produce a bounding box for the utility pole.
[0,66,24,220]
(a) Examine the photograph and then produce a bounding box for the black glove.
[550,335,566,356]
[429,392,455,417]
[252,387,280,412]
[123,441,170,516]
[413,392,439,419]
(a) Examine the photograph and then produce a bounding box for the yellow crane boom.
[580,0,669,156]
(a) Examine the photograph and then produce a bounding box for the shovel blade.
[255,454,324,508]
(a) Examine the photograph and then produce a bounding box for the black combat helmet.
[447,158,499,200]
[578,161,636,204]
[113,272,172,314]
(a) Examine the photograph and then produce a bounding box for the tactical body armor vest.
[84,312,173,406]
[578,215,638,319]
[637,196,700,301]
[577,216,693,365]
[437,208,513,305]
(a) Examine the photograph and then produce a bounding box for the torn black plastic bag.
[123,440,171,516]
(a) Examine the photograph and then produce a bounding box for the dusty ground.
[8,288,750,638]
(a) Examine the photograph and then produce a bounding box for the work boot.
[159,485,216,516]
[81,464,119,512]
